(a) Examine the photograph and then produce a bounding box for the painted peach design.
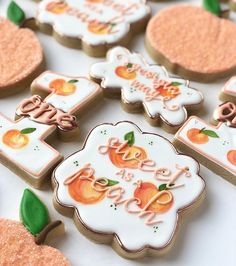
[67,169,118,204]
[87,21,115,35]
[187,128,219,144]
[49,79,77,96]
[227,150,236,166]
[68,170,105,204]
[2,128,36,149]
[109,143,147,168]
[46,1,69,14]
[134,182,173,213]
[155,85,180,99]
[115,64,137,80]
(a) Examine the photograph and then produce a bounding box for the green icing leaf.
[201,129,219,138]
[20,189,49,236]
[98,178,119,187]
[68,79,78,83]
[159,183,167,191]
[124,131,135,146]
[203,0,221,16]
[20,128,36,134]
[171,82,182,86]
[127,63,133,68]
[7,1,25,25]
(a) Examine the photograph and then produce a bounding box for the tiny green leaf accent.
[201,129,219,138]
[111,23,116,27]
[124,131,135,146]
[203,0,221,16]
[7,1,26,25]
[127,63,133,68]
[20,128,36,134]
[159,183,167,191]
[68,79,78,83]
[98,178,119,187]
[20,189,49,236]
[171,82,182,86]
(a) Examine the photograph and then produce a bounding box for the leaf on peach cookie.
[20,189,49,236]
[124,131,135,146]
[201,129,219,138]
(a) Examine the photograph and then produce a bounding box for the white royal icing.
[37,0,150,46]
[54,121,205,251]
[0,115,60,178]
[222,76,236,98]
[175,116,236,177]
[90,47,203,126]
[32,71,101,114]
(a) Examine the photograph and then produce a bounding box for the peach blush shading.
[146,5,236,74]
[0,17,43,88]
[0,219,70,266]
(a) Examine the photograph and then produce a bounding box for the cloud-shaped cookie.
[90,47,203,131]
[53,121,205,258]
[36,0,150,56]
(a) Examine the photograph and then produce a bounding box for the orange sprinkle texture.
[0,219,70,266]
[0,17,43,88]
[146,5,236,74]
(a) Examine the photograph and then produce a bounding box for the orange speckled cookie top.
[0,17,43,88]
[146,5,236,74]
[0,219,70,266]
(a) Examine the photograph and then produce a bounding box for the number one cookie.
[0,71,102,188]
[90,46,203,133]
[175,80,236,185]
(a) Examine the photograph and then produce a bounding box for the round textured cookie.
[146,5,236,82]
[0,17,44,97]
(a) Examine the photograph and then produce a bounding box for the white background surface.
[0,1,236,266]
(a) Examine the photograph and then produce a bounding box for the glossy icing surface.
[90,47,203,126]
[0,115,60,177]
[222,76,236,97]
[175,116,236,176]
[37,0,150,45]
[54,121,205,251]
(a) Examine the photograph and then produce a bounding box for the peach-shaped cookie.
[0,189,70,265]
[146,5,236,82]
[0,17,44,97]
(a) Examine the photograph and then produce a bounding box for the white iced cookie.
[36,0,151,56]
[90,47,203,132]
[0,71,101,188]
[220,76,236,103]
[53,121,206,259]
[174,101,236,185]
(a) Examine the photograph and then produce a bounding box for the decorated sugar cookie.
[90,47,203,132]
[0,189,70,265]
[146,5,236,82]
[52,121,206,259]
[0,16,44,97]
[35,0,151,57]
[220,76,236,103]
[0,71,101,188]
[174,102,236,185]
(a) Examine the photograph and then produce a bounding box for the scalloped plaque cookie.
[0,71,101,188]
[174,101,236,185]
[0,17,44,97]
[145,4,236,82]
[90,47,203,133]
[52,121,206,259]
[0,189,70,265]
[35,0,151,57]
